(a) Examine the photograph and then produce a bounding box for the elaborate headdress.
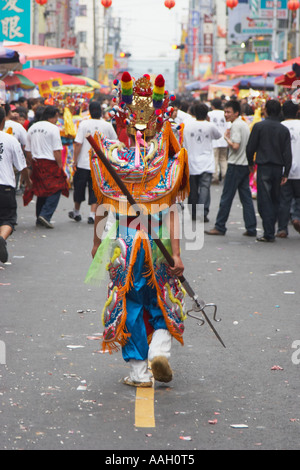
[110,72,176,138]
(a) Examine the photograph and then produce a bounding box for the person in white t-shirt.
[0,106,31,263]
[208,98,229,184]
[4,103,28,191]
[4,103,27,148]
[173,99,194,126]
[25,106,68,229]
[183,102,222,222]
[69,101,117,224]
[277,100,300,237]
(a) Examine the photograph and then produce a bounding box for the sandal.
[122,376,153,388]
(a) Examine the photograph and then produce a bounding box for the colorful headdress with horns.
[111,72,176,138]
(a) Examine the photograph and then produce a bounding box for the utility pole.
[93,0,98,80]
[272,0,278,60]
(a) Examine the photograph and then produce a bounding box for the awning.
[3,41,75,61]
[76,76,101,89]
[208,79,241,100]
[36,65,83,75]
[15,68,86,85]
[0,45,24,74]
[239,76,275,89]
[185,79,218,91]
[223,60,278,77]
[3,73,35,89]
[213,78,242,87]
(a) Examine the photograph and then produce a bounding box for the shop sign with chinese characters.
[0,0,31,42]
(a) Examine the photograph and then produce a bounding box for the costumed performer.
[85,72,190,387]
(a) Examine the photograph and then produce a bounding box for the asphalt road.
[0,185,300,452]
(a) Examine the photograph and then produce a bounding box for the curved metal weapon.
[86,134,226,348]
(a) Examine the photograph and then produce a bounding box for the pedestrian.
[0,106,31,263]
[23,105,69,229]
[85,72,189,387]
[69,101,117,225]
[208,98,228,184]
[246,99,292,242]
[276,100,300,238]
[184,102,222,222]
[4,103,28,192]
[4,103,27,150]
[173,98,194,125]
[205,100,257,237]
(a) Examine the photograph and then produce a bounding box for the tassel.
[134,130,148,168]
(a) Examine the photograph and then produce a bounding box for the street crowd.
[0,88,299,265]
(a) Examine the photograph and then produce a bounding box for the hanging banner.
[38,79,63,98]
[0,0,31,42]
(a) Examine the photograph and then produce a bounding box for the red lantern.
[164,0,176,10]
[101,0,112,7]
[35,0,48,4]
[226,0,238,9]
[288,0,300,9]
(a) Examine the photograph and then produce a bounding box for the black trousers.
[0,185,17,229]
[256,164,283,240]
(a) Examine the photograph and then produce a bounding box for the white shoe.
[37,216,54,229]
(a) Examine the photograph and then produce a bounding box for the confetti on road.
[230,424,249,429]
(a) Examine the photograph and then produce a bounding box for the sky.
[109,0,189,59]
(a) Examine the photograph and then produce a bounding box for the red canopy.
[274,57,300,69]
[224,60,278,77]
[15,68,86,85]
[3,41,75,61]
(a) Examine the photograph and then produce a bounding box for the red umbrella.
[223,60,278,77]
[15,68,86,85]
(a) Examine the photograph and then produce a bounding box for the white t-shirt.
[207,109,228,148]
[282,119,300,179]
[75,118,117,170]
[0,131,27,187]
[25,121,63,161]
[175,109,194,125]
[4,119,27,147]
[183,120,222,175]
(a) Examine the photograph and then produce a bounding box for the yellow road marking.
[135,383,155,428]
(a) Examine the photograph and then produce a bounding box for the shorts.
[0,185,17,229]
[73,168,97,205]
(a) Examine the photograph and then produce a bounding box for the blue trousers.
[215,164,257,235]
[36,191,61,223]
[122,243,167,363]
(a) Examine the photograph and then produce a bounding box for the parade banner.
[38,78,63,98]
[0,0,31,42]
